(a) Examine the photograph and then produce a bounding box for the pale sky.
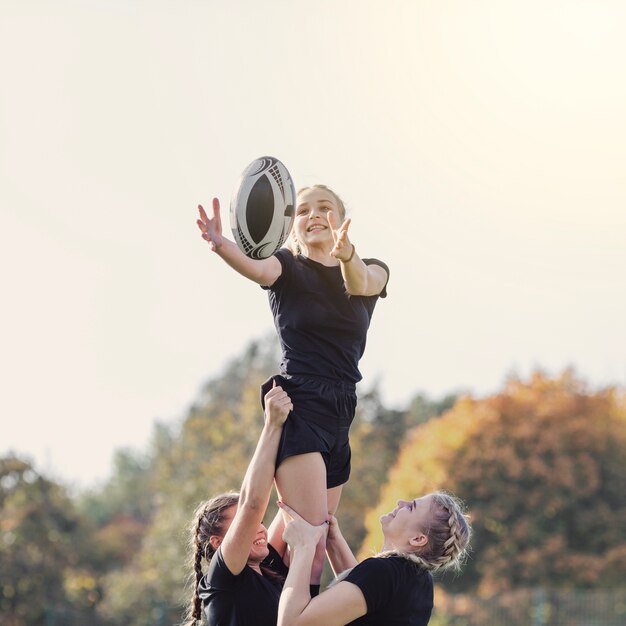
[1,0,625,489]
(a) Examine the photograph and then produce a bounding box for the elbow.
[345,279,368,297]
[345,285,368,297]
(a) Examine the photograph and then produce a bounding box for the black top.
[263,249,389,385]
[344,556,433,626]
[198,544,288,626]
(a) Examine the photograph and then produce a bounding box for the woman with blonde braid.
[276,492,472,626]
[183,382,293,626]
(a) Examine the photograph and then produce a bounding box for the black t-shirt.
[198,544,288,626]
[344,556,433,626]
[263,249,389,385]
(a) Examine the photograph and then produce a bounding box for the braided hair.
[382,491,472,573]
[331,491,471,588]
[182,493,240,626]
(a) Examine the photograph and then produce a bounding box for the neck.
[380,540,396,552]
[301,244,338,266]
[380,534,412,554]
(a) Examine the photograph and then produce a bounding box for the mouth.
[253,538,267,546]
[307,224,327,233]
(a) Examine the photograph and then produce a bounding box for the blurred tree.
[340,385,457,551]
[0,455,105,625]
[95,336,459,622]
[360,370,626,594]
[77,447,157,574]
[80,447,155,526]
[96,336,281,626]
[406,391,457,428]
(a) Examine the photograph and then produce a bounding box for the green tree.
[0,455,106,626]
[361,370,626,594]
[94,336,459,622]
[78,447,158,575]
[97,337,280,626]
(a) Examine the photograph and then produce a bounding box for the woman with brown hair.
[183,382,292,626]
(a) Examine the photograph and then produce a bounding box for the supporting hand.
[278,501,329,550]
[264,381,293,428]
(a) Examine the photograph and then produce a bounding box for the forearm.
[213,237,274,285]
[278,545,316,626]
[340,249,369,295]
[239,423,282,510]
[326,531,358,576]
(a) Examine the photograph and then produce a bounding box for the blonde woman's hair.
[331,491,472,586]
[287,184,347,256]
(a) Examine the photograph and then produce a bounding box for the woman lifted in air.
[197,184,389,590]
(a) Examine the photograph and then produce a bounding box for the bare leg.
[275,453,329,585]
[326,484,343,516]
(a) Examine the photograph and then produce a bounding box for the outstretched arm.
[220,383,292,576]
[327,212,387,297]
[196,198,282,286]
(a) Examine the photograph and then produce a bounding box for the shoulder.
[362,258,390,298]
[346,555,397,581]
[274,247,298,270]
[362,257,389,275]
[202,546,248,592]
[259,248,295,291]
[346,556,427,596]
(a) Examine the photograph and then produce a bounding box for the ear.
[409,533,428,549]
[209,535,223,551]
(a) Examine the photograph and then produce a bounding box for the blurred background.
[1,1,625,624]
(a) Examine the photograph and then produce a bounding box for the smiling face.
[213,504,270,563]
[292,187,344,255]
[380,495,434,551]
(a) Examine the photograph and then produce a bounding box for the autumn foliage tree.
[360,370,626,594]
[0,456,108,626]
[93,336,453,623]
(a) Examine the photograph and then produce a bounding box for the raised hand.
[263,380,293,428]
[196,197,224,251]
[327,212,353,261]
[278,501,329,549]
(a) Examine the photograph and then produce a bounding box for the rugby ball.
[230,156,296,259]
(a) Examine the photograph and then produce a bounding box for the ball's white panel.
[230,156,295,259]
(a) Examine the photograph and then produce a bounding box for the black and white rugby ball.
[230,156,296,259]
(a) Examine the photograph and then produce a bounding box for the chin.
[254,546,270,560]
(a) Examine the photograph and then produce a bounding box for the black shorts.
[260,374,357,489]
